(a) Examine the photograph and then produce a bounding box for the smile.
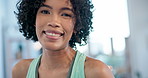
[43,30,64,40]
[46,32,61,37]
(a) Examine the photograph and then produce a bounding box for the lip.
[43,30,64,40]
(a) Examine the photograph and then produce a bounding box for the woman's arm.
[85,57,114,78]
[12,59,33,78]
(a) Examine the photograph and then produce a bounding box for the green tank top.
[26,51,86,78]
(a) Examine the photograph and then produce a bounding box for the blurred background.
[0,0,148,78]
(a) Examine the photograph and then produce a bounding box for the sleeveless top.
[26,51,86,78]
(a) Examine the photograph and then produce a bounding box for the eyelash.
[40,10,74,18]
[40,10,50,14]
[61,13,74,18]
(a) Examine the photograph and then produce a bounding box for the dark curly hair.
[15,0,94,48]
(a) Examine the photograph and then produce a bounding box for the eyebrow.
[41,4,73,12]
[41,4,52,9]
[60,7,73,12]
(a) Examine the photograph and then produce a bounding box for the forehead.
[44,0,72,8]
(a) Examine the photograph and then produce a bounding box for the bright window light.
[113,37,126,53]
[90,0,130,55]
[91,0,130,38]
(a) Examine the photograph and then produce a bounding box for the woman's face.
[36,0,75,51]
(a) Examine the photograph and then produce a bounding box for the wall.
[127,0,148,78]
[0,16,4,78]
[0,0,4,77]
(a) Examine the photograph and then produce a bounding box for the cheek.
[35,16,45,35]
[36,15,43,27]
[36,12,49,26]
[66,24,74,34]
[35,16,48,33]
[64,20,75,30]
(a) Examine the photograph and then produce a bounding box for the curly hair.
[15,0,94,48]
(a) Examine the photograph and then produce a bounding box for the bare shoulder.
[12,59,33,78]
[85,57,114,78]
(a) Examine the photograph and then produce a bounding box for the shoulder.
[12,59,33,78]
[85,57,114,78]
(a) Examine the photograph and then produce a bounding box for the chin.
[43,44,68,51]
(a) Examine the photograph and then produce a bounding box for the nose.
[47,14,61,28]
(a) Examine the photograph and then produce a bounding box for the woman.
[12,0,114,78]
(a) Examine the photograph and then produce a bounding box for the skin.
[12,0,114,78]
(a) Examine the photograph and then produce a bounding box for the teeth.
[46,32,60,37]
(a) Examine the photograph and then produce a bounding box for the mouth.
[43,30,64,40]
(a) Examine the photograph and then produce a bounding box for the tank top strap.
[69,51,86,78]
[26,55,42,78]
[26,51,86,78]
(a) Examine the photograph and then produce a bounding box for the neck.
[40,46,76,70]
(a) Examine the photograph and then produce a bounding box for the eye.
[61,13,74,18]
[40,10,50,14]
